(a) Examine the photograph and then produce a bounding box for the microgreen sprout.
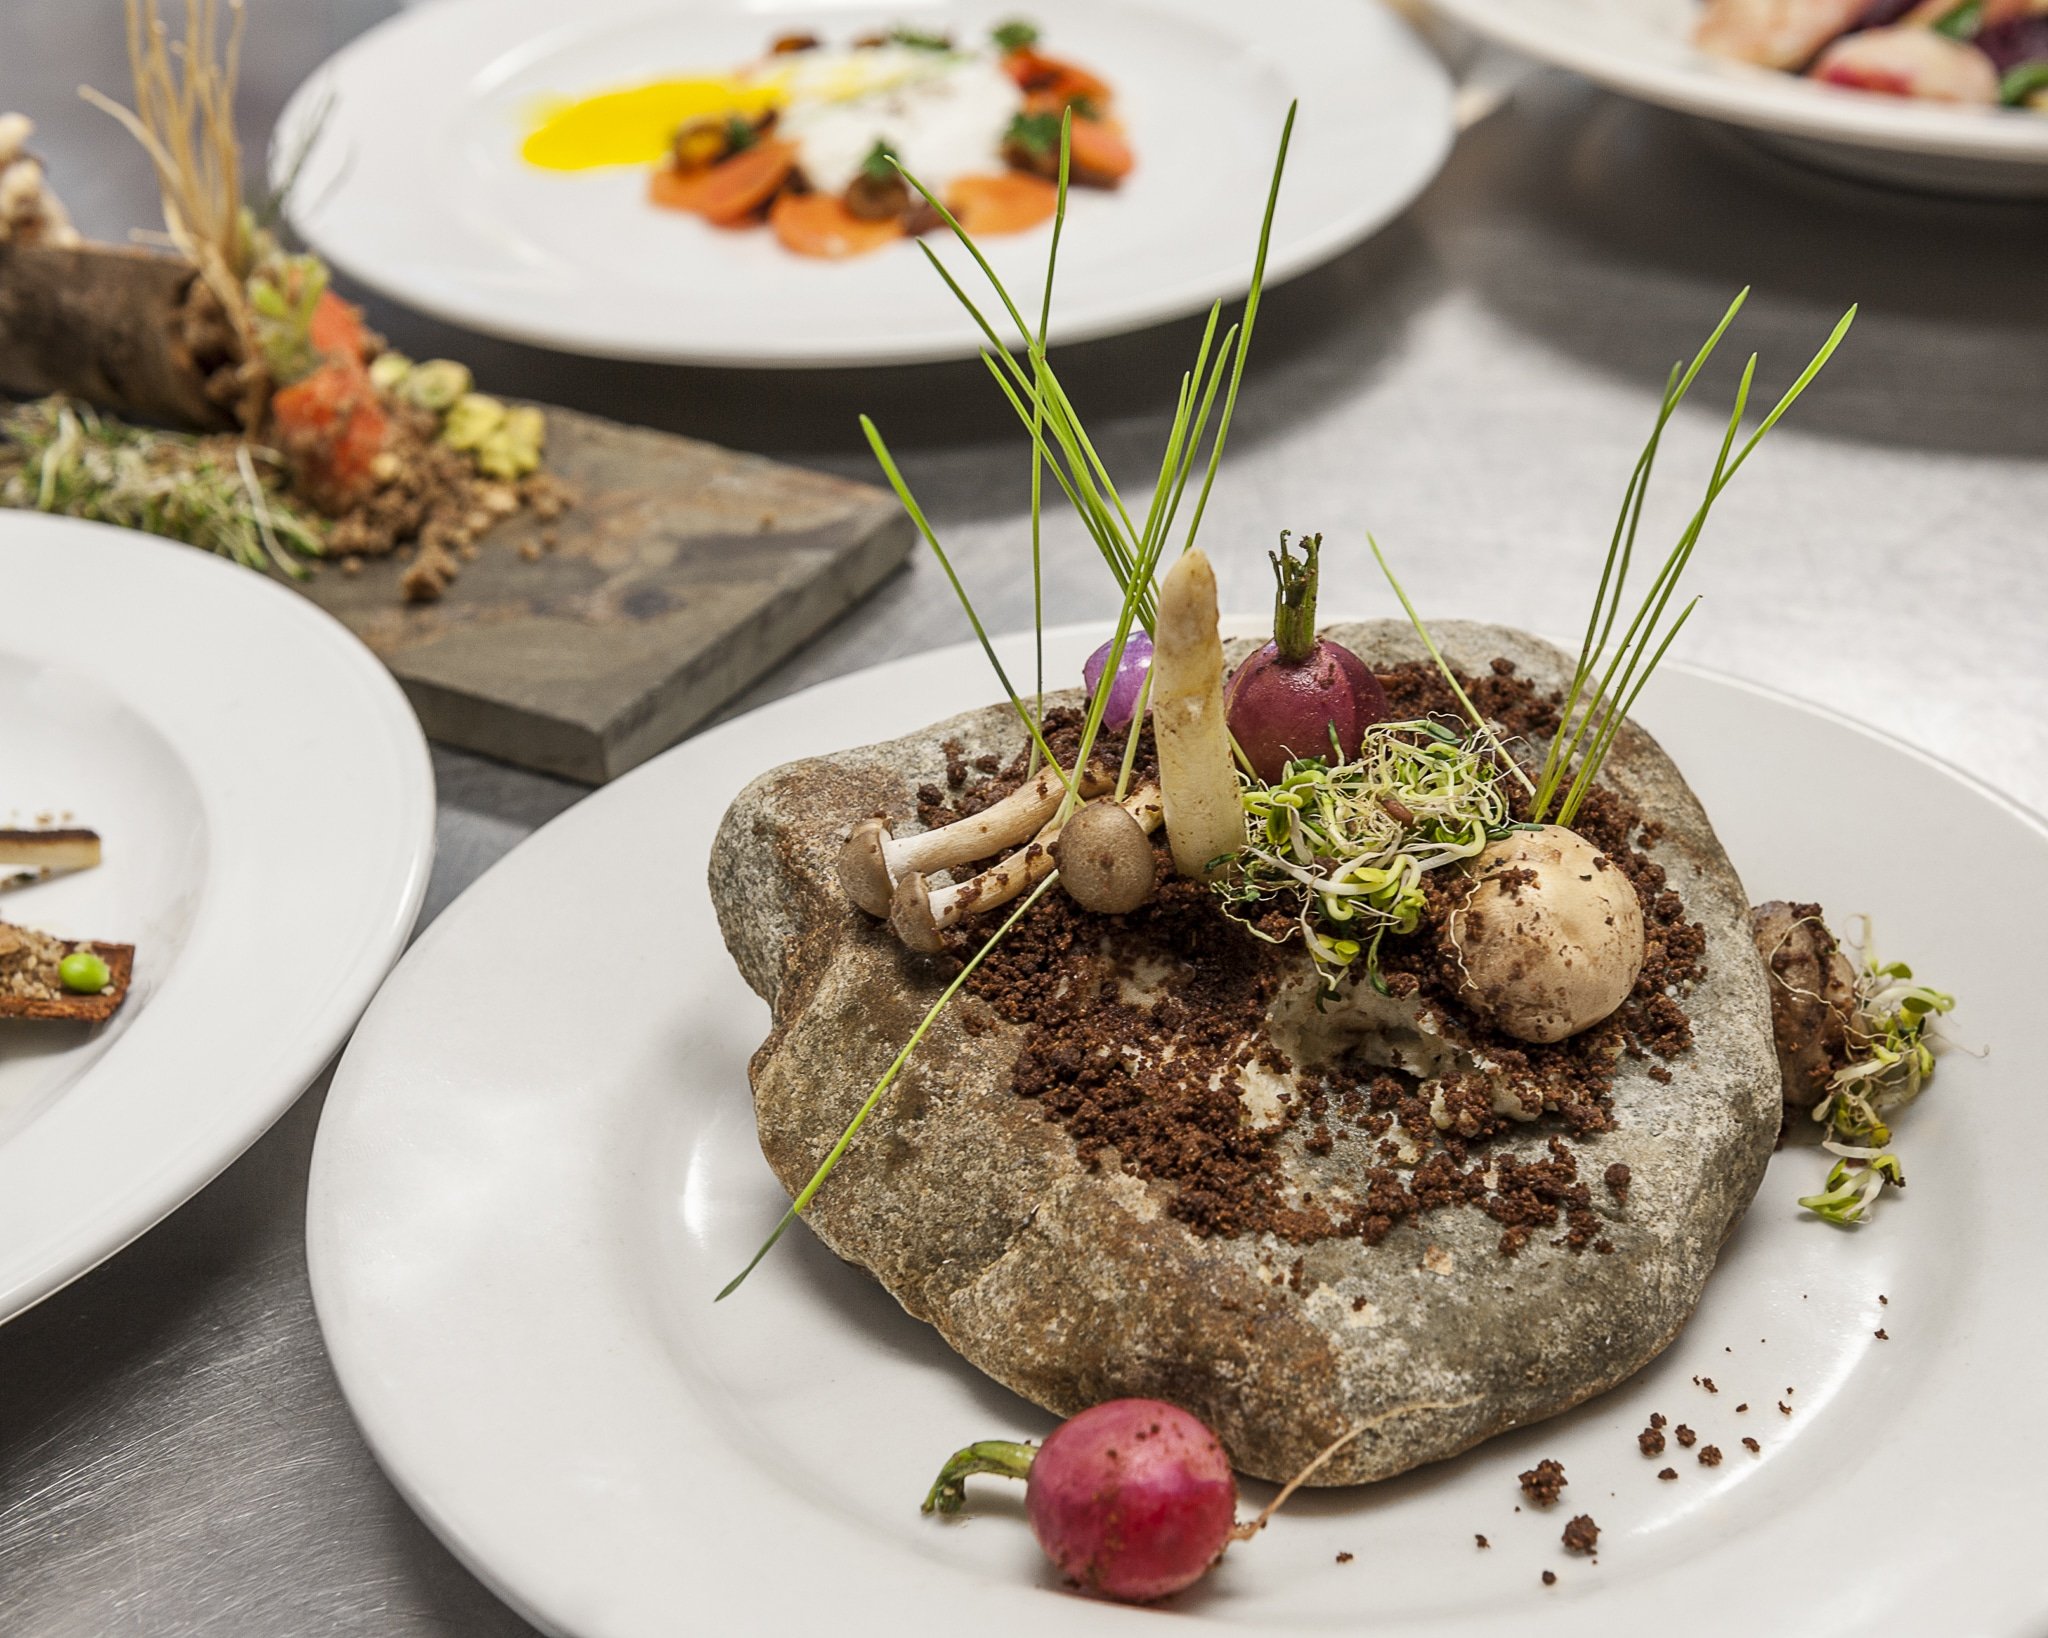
[1214,720,1516,991]
[1775,915,1956,1225]
[721,107,1300,1298]
[1,397,324,575]
[991,19,1040,51]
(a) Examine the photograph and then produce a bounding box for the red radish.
[1223,530,1389,784]
[923,1399,1235,1602]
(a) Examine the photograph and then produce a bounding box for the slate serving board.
[298,404,912,784]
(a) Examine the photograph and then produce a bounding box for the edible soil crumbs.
[1475,1535,1490,1549]
[952,661,1707,1260]
[1543,1571,1557,1586]
[1675,1425,1696,1448]
[1735,1403,1748,1413]
[1875,1328,1888,1340]
[1638,1427,1666,1457]
[1335,1552,1353,1564]
[1657,1468,1677,1481]
[1742,1438,1760,1454]
[1779,1402,1792,1416]
[1700,1378,1717,1393]
[1649,1412,1666,1429]
[1698,1445,1722,1467]
[1562,1515,1600,1554]
[1519,1459,1567,1506]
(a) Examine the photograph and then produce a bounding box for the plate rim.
[0,514,435,1321]
[305,617,2048,1637]
[269,0,1456,367]
[1431,0,2048,163]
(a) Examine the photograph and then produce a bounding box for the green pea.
[59,950,110,994]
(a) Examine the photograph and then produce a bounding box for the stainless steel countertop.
[2,4,2044,1633]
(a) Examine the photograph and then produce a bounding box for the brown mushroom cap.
[888,872,947,954]
[1446,825,1646,1044]
[837,817,897,916]
[1053,800,1158,915]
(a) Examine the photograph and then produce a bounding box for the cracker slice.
[0,941,135,1022]
[0,828,104,892]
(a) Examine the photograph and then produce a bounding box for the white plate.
[1431,0,2048,196]
[0,516,432,1321]
[310,623,2042,1637]
[271,0,1454,366]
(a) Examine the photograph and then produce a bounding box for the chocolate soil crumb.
[1875,1328,1889,1340]
[1742,1437,1761,1454]
[1336,1552,1354,1564]
[1476,1535,1491,1549]
[1658,1467,1677,1481]
[956,661,1705,1259]
[1604,1161,1632,1203]
[1736,1403,1749,1413]
[1638,1426,1666,1457]
[1701,1377,1718,1393]
[1779,1402,1792,1416]
[1879,1293,1889,1305]
[1520,1459,1568,1506]
[1675,1425,1697,1448]
[1543,1570,1557,1586]
[1649,1412,1667,1430]
[1562,1515,1600,1554]
[1698,1445,1723,1467]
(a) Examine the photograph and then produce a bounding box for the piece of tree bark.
[0,240,236,430]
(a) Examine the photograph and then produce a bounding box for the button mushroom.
[1053,785,1165,914]
[890,782,1163,951]
[837,762,1109,916]
[1445,825,1645,1044]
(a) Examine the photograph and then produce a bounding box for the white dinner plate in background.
[309,623,2041,1638]
[1430,0,2048,196]
[0,516,433,1321]
[273,0,1455,365]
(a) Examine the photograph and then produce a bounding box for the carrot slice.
[946,172,1059,236]
[768,192,905,259]
[1066,116,1134,185]
[683,140,798,226]
[648,164,717,213]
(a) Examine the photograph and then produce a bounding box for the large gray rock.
[710,622,1778,1485]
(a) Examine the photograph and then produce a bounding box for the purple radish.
[1082,631,1154,732]
[1224,531,1389,784]
[923,1398,1237,1602]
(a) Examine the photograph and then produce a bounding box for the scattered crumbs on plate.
[1658,1467,1677,1481]
[1336,1551,1354,1564]
[1876,1328,1889,1340]
[1698,1445,1723,1467]
[1675,1425,1697,1448]
[1742,1438,1761,1454]
[1475,1535,1490,1550]
[1735,1403,1749,1413]
[1778,1401,1792,1416]
[1543,1570,1557,1586]
[1701,1377,1718,1393]
[1649,1412,1666,1430]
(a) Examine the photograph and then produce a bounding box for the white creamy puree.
[771,47,1023,197]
